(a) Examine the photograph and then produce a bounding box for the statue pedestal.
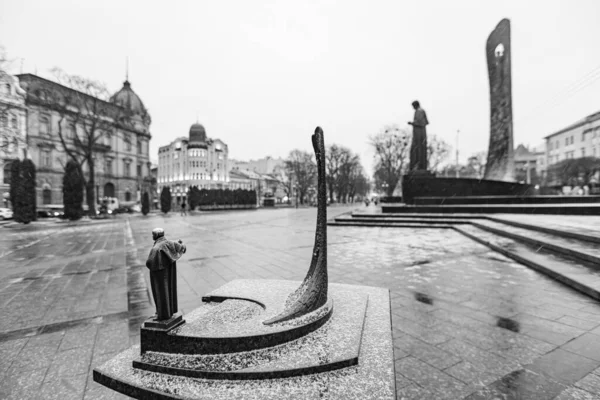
[405,170,435,178]
[94,279,395,399]
[141,312,184,330]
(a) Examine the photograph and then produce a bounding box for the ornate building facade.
[0,68,27,208]
[16,74,152,206]
[157,123,229,208]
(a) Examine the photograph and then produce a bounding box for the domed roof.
[189,123,207,143]
[110,80,148,117]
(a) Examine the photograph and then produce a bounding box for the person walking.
[180,200,187,216]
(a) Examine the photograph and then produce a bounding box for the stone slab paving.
[1,208,600,399]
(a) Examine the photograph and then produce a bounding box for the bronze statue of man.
[145,228,186,320]
[408,100,429,171]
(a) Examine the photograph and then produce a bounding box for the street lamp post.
[295,184,298,209]
[456,130,460,178]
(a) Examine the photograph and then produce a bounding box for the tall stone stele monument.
[484,18,515,181]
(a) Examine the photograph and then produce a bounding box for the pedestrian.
[180,201,187,216]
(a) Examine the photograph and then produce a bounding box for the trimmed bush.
[9,160,21,221]
[186,187,257,208]
[17,159,37,224]
[63,160,84,220]
[142,192,150,215]
[160,187,172,214]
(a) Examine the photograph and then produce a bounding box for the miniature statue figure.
[408,100,429,171]
[145,228,186,320]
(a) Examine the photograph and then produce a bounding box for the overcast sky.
[1,0,599,175]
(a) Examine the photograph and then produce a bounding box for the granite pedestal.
[93,279,395,400]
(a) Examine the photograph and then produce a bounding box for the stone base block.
[93,280,395,400]
[142,312,184,330]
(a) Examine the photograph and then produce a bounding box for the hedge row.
[188,187,257,209]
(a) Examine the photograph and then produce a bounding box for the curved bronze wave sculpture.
[263,127,328,325]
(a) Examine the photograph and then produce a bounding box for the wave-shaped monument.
[93,127,395,400]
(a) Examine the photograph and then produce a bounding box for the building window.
[124,161,131,177]
[125,191,131,202]
[137,164,142,176]
[66,122,76,140]
[43,188,52,205]
[137,140,142,154]
[11,116,18,129]
[39,117,50,136]
[3,163,11,184]
[124,134,132,151]
[106,159,113,175]
[42,151,52,167]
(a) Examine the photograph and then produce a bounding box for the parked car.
[37,210,52,218]
[0,208,13,220]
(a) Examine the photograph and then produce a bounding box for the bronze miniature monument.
[146,228,186,322]
[93,127,395,399]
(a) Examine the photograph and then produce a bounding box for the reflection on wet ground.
[0,208,600,399]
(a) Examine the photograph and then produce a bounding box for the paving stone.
[444,361,505,388]
[575,373,600,395]
[44,347,93,382]
[562,333,600,362]
[59,325,98,351]
[8,344,56,373]
[396,383,437,400]
[395,356,468,397]
[39,373,87,400]
[0,338,28,373]
[553,386,600,400]
[465,369,566,400]
[437,338,519,374]
[527,348,600,386]
[394,334,461,369]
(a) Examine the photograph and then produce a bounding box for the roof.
[545,110,600,139]
[110,80,149,118]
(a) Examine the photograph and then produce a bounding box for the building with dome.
[157,123,229,208]
[16,73,152,207]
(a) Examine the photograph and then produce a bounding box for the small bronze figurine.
[145,228,186,320]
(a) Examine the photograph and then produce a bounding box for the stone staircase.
[329,212,600,302]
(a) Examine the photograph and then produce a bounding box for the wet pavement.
[1,207,600,399]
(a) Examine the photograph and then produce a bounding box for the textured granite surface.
[141,280,335,354]
[133,288,368,379]
[93,281,394,399]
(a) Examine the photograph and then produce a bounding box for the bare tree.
[427,135,451,173]
[469,151,487,178]
[325,144,343,203]
[336,150,360,202]
[285,150,317,205]
[347,163,369,202]
[49,67,125,215]
[370,125,411,196]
